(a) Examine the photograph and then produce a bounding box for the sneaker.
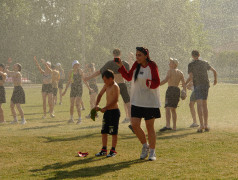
[190,123,199,128]
[128,124,135,134]
[159,126,172,132]
[197,128,203,133]
[59,102,62,105]
[107,150,117,157]
[68,119,75,123]
[148,150,156,161]
[122,118,130,124]
[140,144,149,159]
[76,118,82,124]
[11,120,18,124]
[21,119,27,125]
[95,149,107,157]
[81,107,85,111]
[50,113,55,118]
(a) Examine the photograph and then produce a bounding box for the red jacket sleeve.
[118,61,138,81]
[146,62,160,89]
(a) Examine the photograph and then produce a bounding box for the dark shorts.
[101,109,120,135]
[52,88,58,96]
[194,85,209,100]
[118,83,130,104]
[70,85,83,98]
[131,105,161,120]
[165,86,180,108]
[11,86,25,104]
[89,83,98,95]
[0,86,6,104]
[190,91,196,102]
[58,79,64,89]
[42,84,53,94]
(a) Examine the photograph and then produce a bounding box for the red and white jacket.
[118,61,161,108]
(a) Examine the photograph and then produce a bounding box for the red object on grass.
[78,152,89,157]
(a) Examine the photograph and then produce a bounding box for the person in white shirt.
[116,47,161,161]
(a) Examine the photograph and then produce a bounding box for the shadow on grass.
[44,159,147,179]
[77,125,101,130]
[42,133,98,143]
[21,124,63,131]
[31,156,105,173]
[157,130,198,140]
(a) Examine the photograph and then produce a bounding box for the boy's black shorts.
[101,109,120,135]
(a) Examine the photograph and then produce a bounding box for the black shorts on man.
[0,86,6,103]
[42,84,53,94]
[101,109,120,135]
[194,85,209,100]
[131,105,161,120]
[165,86,180,108]
[11,86,25,104]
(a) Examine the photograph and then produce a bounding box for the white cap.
[72,60,80,67]
[56,63,61,67]
[169,58,179,67]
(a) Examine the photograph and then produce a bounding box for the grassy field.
[0,83,238,179]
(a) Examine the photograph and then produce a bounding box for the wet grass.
[0,84,238,179]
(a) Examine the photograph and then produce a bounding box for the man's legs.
[202,100,208,129]
[196,100,204,130]
[0,104,4,123]
[166,107,171,128]
[190,101,197,124]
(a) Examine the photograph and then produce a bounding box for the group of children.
[0,49,217,161]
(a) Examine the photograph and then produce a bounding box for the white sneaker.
[21,119,27,125]
[122,118,130,124]
[148,149,156,161]
[50,113,55,118]
[140,144,149,159]
[190,123,199,128]
[68,119,74,123]
[11,120,18,124]
[76,118,82,124]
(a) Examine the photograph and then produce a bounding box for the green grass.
[0,84,238,179]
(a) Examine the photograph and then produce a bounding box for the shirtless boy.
[159,58,186,131]
[95,70,120,157]
[5,63,26,124]
[0,64,7,123]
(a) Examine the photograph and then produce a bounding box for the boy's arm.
[160,70,170,86]
[34,56,45,74]
[95,85,107,109]
[209,66,217,85]
[101,85,119,112]
[180,72,186,92]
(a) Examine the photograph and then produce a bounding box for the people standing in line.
[5,63,26,124]
[85,63,99,119]
[159,58,186,132]
[34,56,55,119]
[56,63,65,105]
[85,49,133,132]
[95,70,120,157]
[0,64,7,123]
[186,50,217,133]
[187,81,199,128]
[62,60,93,124]
[117,47,161,161]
